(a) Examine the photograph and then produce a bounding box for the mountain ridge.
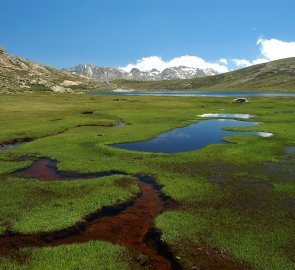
[63,64,219,82]
[1,48,295,93]
[113,57,295,92]
[0,49,117,93]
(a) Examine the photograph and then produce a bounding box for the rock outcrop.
[64,64,219,82]
[0,50,117,93]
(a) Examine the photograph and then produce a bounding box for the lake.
[87,91,295,97]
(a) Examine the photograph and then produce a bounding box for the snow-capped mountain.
[63,64,219,82]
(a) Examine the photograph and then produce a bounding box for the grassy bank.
[0,241,129,270]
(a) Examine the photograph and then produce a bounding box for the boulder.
[233,98,249,103]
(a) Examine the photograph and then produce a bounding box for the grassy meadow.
[0,93,294,269]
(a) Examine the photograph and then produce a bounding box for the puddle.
[198,113,254,119]
[1,158,180,270]
[0,142,26,151]
[0,138,33,151]
[111,119,273,153]
[115,122,126,128]
[285,146,295,155]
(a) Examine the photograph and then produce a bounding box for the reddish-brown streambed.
[0,158,180,270]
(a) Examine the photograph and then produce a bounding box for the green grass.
[0,241,129,270]
[0,175,139,234]
[0,93,295,269]
[0,159,32,175]
[156,208,295,270]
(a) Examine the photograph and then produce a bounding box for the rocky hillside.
[64,64,218,81]
[114,57,295,92]
[0,48,117,93]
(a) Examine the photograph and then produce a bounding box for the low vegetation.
[0,93,294,269]
[0,175,139,234]
[0,241,129,270]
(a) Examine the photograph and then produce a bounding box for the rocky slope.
[64,64,218,82]
[0,49,117,93]
[114,57,295,92]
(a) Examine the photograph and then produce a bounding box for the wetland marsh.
[0,93,294,270]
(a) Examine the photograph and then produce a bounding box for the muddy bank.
[1,158,180,270]
[170,242,252,270]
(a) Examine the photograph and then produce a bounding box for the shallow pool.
[111,119,272,153]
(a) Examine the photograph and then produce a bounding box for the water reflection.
[111,119,272,153]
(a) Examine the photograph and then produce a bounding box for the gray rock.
[0,50,117,93]
[63,64,220,82]
[233,98,249,103]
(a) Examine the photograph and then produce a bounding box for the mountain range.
[0,48,116,93]
[1,47,295,93]
[63,65,219,82]
[114,57,295,92]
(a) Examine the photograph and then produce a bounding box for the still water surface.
[88,91,295,97]
[111,119,272,153]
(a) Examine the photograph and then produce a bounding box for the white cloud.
[231,57,268,68]
[120,38,295,73]
[232,38,295,68]
[231,59,252,68]
[252,58,268,65]
[219,58,228,65]
[119,55,229,73]
[257,38,295,60]
[121,56,167,72]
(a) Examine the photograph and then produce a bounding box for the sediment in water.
[1,157,181,270]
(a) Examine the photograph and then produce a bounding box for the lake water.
[88,91,295,97]
[111,119,272,153]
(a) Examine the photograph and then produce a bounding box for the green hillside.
[114,57,295,92]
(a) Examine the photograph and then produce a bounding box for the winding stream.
[0,158,180,270]
[0,142,25,151]
[0,114,273,269]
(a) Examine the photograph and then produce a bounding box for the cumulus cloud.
[257,38,295,60]
[119,55,229,73]
[231,59,252,68]
[119,38,295,73]
[231,38,295,68]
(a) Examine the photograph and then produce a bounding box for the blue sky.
[1,0,295,71]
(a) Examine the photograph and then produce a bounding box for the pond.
[0,142,25,151]
[87,91,295,97]
[111,119,272,153]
